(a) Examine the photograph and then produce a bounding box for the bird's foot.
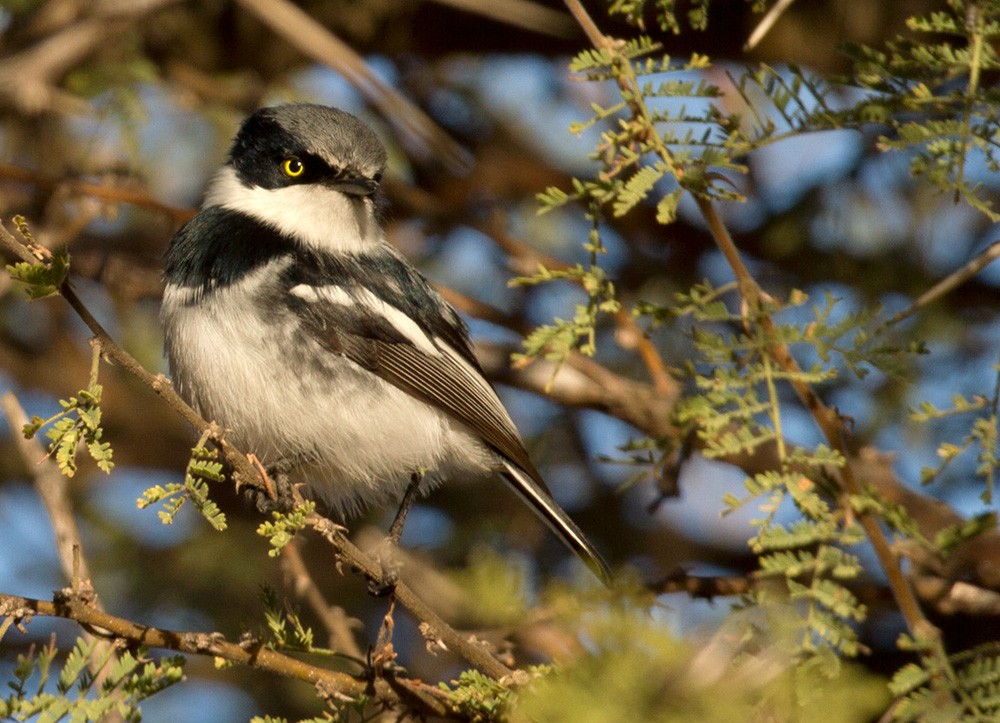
[368,536,402,597]
[245,453,297,514]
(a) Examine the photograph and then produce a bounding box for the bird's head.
[203,103,389,254]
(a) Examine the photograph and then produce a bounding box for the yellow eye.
[282,158,304,177]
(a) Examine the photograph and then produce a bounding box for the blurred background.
[1,0,998,719]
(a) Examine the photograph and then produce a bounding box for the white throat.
[203,166,381,254]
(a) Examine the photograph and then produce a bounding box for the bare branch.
[0,163,193,225]
[881,238,1000,330]
[1,391,93,586]
[279,539,365,661]
[428,0,578,38]
[745,0,799,51]
[0,0,181,114]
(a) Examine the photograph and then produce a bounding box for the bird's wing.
[285,281,541,482]
[285,279,611,583]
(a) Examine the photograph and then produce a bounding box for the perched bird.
[160,103,610,583]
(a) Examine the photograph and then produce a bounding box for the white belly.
[161,279,492,514]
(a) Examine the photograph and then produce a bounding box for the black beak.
[331,176,379,197]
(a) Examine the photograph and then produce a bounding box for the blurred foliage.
[0,636,184,722]
[510,591,889,722]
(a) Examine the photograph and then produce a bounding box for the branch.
[428,0,578,38]
[744,0,798,51]
[693,197,930,636]
[0,221,514,680]
[563,0,936,645]
[1,389,126,699]
[475,209,677,394]
[307,516,513,679]
[881,238,1000,330]
[279,539,366,661]
[650,568,752,598]
[0,19,107,114]
[0,0,181,115]
[0,590,455,717]
[0,163,193,225]
[478,341,677,439]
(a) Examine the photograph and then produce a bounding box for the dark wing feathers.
[283,253,611,583]
[291,293,543,484]
[373,340,542,479]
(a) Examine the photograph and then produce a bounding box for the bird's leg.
[369,471,423,597]
[244,454,303,515]
[388,471,423,544]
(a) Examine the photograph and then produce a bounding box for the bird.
[160,103,610,584]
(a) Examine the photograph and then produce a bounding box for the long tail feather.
[501,461,611,585]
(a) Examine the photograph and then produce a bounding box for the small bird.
[160,103,610,583]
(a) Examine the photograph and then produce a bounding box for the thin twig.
[881,238,1000,330]
[613,308,675,395]
[1,392,93,586]
[308,516,514,679]
[279,539,365,660]
[0,163,193,224]
[428,0,578,37]
[563,0,609,49]
[476,209,677,394]
[744,0,798,51]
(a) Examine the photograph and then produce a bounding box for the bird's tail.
[501,461,612,585]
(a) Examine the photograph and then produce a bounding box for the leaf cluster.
[539,36,739,220]
[511,589,886,722]
[6,249,69,300]
[668,285,925,662]
[439,669,523,721]
[890,639,1000,721]
[511,213,620,374]
[606,0,712,33]
[256,502,316,557]
[738,2,1000,219]
[910,391,1000,502]
[23,384,114,477]
[0,637,183,722]
[258,586,331,657]
[137,443,227,530]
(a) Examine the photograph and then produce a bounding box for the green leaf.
[257,502,315,556]
[5,247,69,300]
